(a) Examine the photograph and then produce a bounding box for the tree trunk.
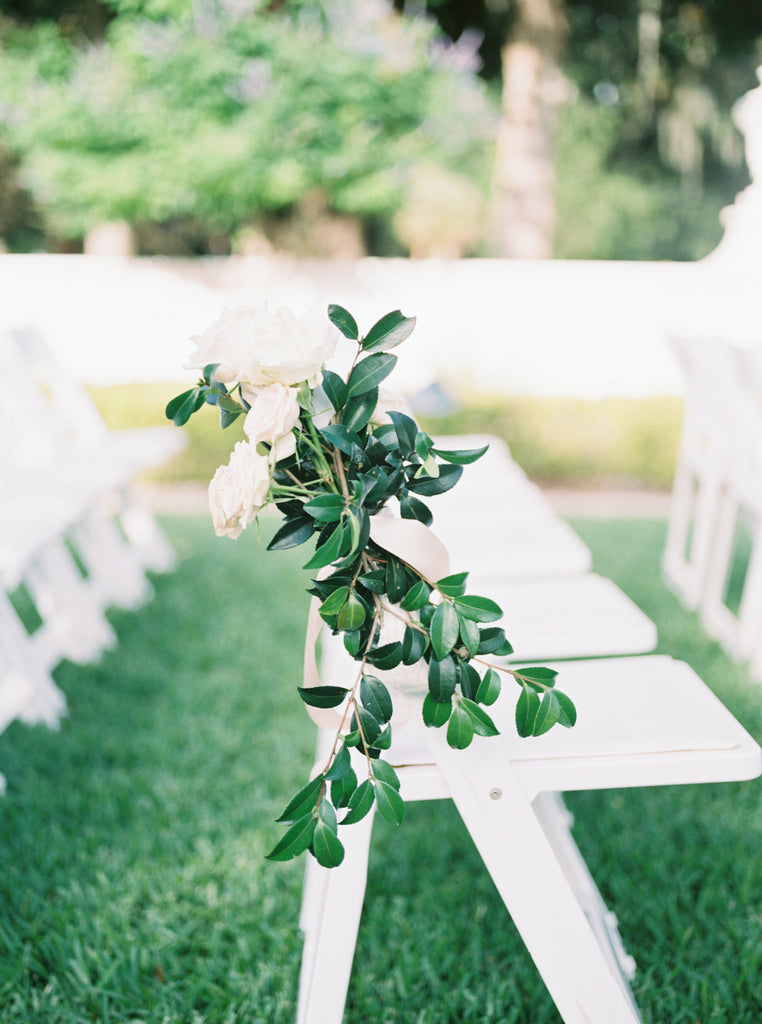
[488,0,568,259]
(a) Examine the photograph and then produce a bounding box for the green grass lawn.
[1,516,761,1023]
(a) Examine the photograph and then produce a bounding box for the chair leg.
[296,805,376,1024]
[422,727,644,1024]
[533,793,637,982]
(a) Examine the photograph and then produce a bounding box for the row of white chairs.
[0,326,185,790]
[663,336,762,678]
[296,435,761,1024]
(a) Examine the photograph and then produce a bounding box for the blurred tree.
[0,0,496,253]
[1,0,112,36]
[488,0,568,257]
[398,0,762,258]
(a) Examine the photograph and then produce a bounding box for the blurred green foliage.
[0,1,495,249]
[90,381,683,490]
[420,394,683,489]
[1,0,761,258]
[554,98,728,260]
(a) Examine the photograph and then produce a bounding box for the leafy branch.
[166,303,578,869]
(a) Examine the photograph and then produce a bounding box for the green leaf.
[328,303,359,340]
[428,655,458,702]
[446,705,474,750]
[325,744,352,781]
[374,780,405,825]
[458,614,481,657]
[352,705,381,745]
[296,685,349,709]
[407,463,463,496]
[387,411,418,456]
[431,444,489,465]
[414,431,435,461]
[458,662,481,700]
[276,774,325,822]
[385,557,408,603]
[266,814,316,861]
[436,571,469,598]
[515,684,541,738]
[344,630,362,657]
[422,692,452,727]
[358,569,386,594]
[533,690,561,736]
[319,585,350,619]
[296,379,313,412]
[165,387,205,426]
[365,642,403,671]
[313,819,345,868]
[322,369,349,411]
[319,423,363,455]
[341,388,378,434]
[362,310,416,352]
[516,666,559,692]
[370,724,392,751]
[215,392,240,412]
[453,595,503,623]
[399,492,433,526]
[347,353,397,398]
[317,798,338,831]
[556,690,577,728]
[430,601,460,660]
[477,627,512,656]
[303,493,346,522]
[267,514,316,551]
[372,759,401,791]
[302,522,346,570]
[360,674,393,724]
[342,779,375,824]
[460,698,499,737]
[219,405,243,429]
[476,667,502,706]
[337,592,367,632]
[402,625,429,664]
[400,579,431,612]
[331,769,357,809]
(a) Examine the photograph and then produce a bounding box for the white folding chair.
[662,335,737,611]
[695,343,762,669]
[296,652,761,1024]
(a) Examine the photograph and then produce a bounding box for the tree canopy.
[1,0,761,258]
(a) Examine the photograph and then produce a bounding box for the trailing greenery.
[91,383,684,491]
[166,304,574,868]
[1,517,761,1021]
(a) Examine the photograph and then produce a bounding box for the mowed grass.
[1,517,761,1023]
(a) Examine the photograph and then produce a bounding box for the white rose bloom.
[208,441,271,539]
[243,383,300,457]
[186,304,339,388]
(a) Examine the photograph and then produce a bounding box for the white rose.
[186,304,339,388]
[208,441,271,539]
[243,383,300,458]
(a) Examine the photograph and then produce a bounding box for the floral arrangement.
[167,303,576,868]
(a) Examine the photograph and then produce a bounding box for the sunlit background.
[1,0,761,404]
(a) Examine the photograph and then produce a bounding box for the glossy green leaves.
[167,302,578,871]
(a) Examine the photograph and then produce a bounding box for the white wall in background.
[1,253,759,398]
